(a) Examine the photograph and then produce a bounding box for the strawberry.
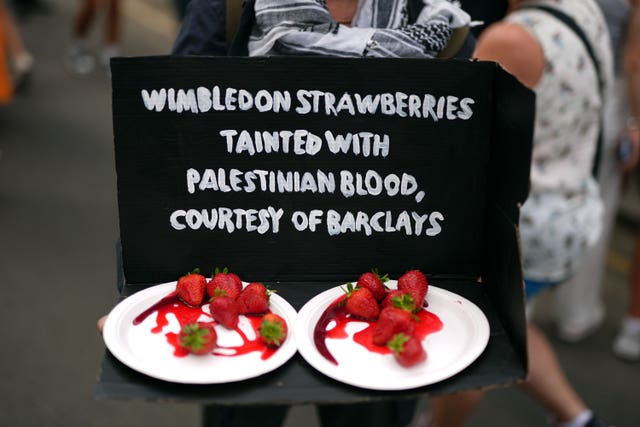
[178,322,217,355]
[209,292,239,329]
[176,268,207,307]
[343,283,379,321]
[372,306,416,346]
[356,269,389,301]
[207,267,243,300]
[397,270,428,312]
[387,333,426,367]
[381,291,416,312]
[236,282,270,315]
[258,313,288,348]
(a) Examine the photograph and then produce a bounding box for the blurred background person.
[9,0,52,21]
[426,0,616,426]
[1,0,33,92]
[0,0,12,104]
[551,0,640,345]
[612,1,640,361]
[65,0,121,76]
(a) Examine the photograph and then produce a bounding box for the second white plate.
[295,281,489,390]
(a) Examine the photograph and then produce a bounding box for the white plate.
[295,281,489,390]
[103,282,298,384]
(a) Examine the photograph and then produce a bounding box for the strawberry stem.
[387,333,410,353]
[260,319,286,346]
[391,293,416,312]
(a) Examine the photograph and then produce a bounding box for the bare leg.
[430,389,484,427]
[520,323,587,422]
[429,323,588,426]
[2,6,33,89]
[100,0,120,66]
[3,8,28,57]
[629,231,640,318]
[72,0,97,39]
[66,0,98,75]
[613,229,640,360]
[104,0,121,45]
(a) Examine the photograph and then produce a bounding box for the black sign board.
[103,57,535,404]
[113,56,499,285]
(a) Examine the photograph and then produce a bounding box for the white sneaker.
[556,304,605,343]
[99,44,120,69]
[65,42,95,76]
[11,52,34,91]
[612,317,640,361]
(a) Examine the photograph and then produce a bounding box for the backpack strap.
[226,0,244,48]
[407,0,423,22]
[521,4,605,177]
[228,0,255,56]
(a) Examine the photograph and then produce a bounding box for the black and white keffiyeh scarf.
[249,0,471,58]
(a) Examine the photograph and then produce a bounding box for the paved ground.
[0,1,638,426]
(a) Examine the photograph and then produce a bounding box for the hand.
[97,315,108,334]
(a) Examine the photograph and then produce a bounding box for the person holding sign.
[168,2,476,427]
[549,0,640,344]
[102,1,482,426]
[611,1,640,362]
[425,1,616,426]
[65,0,121,76]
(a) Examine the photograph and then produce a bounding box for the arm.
[473,21,544,89]
[621,3,640,172]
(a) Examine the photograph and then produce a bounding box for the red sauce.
[213,314,277,360]
[313,295,443,365]
[312,295,347,365]
[133,291,278,360]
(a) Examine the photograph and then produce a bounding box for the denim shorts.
[525,279,559,300]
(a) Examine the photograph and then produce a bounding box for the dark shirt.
[172,0,228,56]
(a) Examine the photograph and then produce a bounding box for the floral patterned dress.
[507,0,614,283]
